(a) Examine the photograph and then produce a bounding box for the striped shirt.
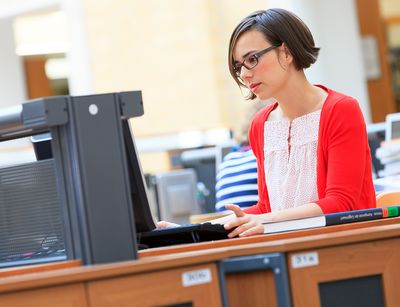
[215,149,258,212]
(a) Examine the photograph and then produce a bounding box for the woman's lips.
[249,82,261,92]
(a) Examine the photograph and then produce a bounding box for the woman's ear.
[282,43,293,63]
[278,43,293,69]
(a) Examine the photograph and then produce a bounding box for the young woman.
[221,7,375,237]
[158,8,376,237]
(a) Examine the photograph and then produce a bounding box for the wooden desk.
[217,223,400,307]
[0,260,81,278]
[0,255,223,307]
[1,223,400,307]
[139,216,400,258]
[288,236,400,306]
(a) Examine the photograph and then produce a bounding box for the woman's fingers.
[238,225,264,237]
[224,204,248,230]
[224,215,249,230]
[157,221,179,228]
[228,223,264,238]
[225,204,245,217]
[227,220,256,237]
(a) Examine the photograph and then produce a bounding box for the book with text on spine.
[262,206,400,234]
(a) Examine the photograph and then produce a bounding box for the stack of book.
[375,140,400,177]
[262,206,400,234]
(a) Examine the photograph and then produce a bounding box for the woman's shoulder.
[320,86,365,129]
[320,86,362,118]
[323,86,359,107]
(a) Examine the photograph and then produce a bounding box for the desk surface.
[1,222,400,294]
[139,216,400,258]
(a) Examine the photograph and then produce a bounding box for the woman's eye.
[248,55,257,65]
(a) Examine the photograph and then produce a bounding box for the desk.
[1,223,400,307]
[288,235,400,306]
[141,218,400,306]
[139,216,400,258]
[0,253,224,307]
[218,223,400,307]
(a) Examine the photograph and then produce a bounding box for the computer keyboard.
[137,222,232,249]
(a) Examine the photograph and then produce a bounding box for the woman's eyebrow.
[242,50,256,59]
[234,49,257,63]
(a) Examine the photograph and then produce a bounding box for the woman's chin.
[256,92,272,101]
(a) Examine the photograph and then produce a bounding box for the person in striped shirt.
[215,145,258,212]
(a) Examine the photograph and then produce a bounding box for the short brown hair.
[228,8,320,99]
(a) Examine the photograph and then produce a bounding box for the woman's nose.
[240,66,252,81]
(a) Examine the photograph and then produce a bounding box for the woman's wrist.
[259,212,277,223]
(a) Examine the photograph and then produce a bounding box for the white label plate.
[182,268,212,287]
[291,252,319,268]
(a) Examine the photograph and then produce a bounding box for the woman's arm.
[316,98,374,213]
[223,203,323,237]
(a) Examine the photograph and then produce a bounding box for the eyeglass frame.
[233,44,282,77]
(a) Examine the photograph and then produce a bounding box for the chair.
[375,190,400,208]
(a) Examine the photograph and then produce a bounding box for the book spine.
[325,207,400,226]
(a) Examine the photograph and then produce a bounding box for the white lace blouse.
[263,110,321,212]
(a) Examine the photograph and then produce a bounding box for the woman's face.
[233,30,288,100]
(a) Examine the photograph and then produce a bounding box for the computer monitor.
[31,120,156,236]
[121,119,156,232]
[152,168,199,225]
[385,112,400,141]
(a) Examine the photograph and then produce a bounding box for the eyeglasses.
[233,45,280,77]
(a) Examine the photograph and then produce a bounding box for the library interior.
[1,0,400,306]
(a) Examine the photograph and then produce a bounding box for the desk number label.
[291,252,319,268]
[182,268,212,287]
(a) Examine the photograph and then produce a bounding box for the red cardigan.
[244,85,376,214]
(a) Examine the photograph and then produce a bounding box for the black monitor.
[31,119,156,236]
[121,119,156,232]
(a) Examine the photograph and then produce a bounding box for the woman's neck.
[274,73,327,121]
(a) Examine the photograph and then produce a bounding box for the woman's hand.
[157,221,180,228]
[224,204,265,237]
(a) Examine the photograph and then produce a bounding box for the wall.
[270,0,371,122]
[77,0,266,172]
[79,0,266,138]
[0,18,26,108]
[380,0,400,16]
[380,0,400,47]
